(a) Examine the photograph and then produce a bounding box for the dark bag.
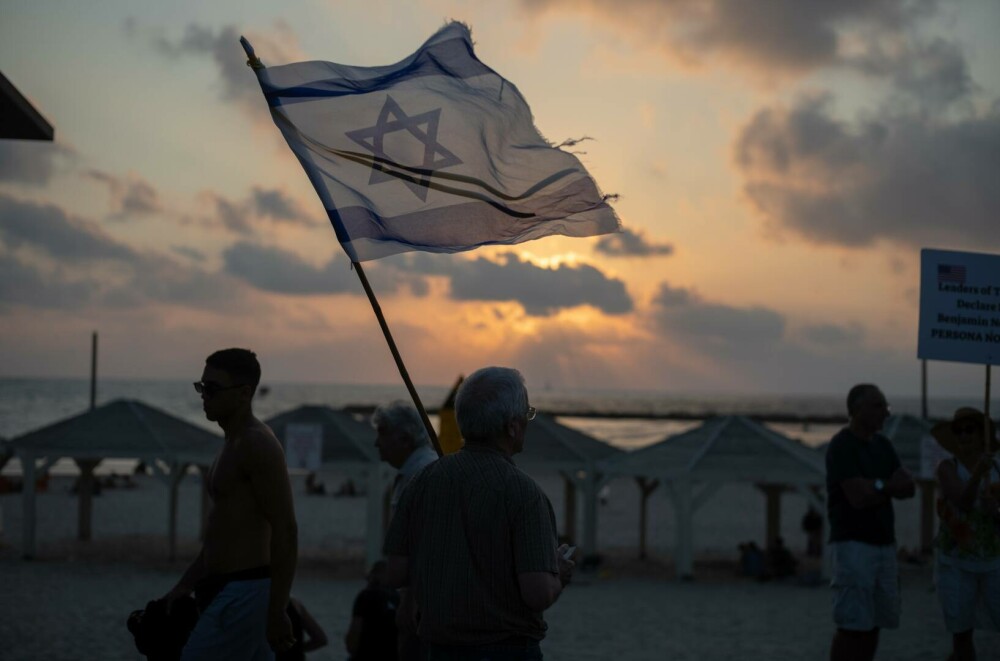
[126,596,198,661]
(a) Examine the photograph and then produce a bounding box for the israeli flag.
[248,22,620,262]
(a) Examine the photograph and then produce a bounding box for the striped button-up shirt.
[383,443,559,645]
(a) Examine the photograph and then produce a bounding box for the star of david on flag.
[247,22,620,262]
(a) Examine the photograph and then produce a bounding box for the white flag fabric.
[248,22,620,262]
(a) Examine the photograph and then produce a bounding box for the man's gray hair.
[455,367,528,444]
[371,400,430,448]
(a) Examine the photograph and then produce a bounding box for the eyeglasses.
[953,423,981,435]
[193,381,246,397]
[526,406,536,421]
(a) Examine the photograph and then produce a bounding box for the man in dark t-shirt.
[345,561,400,661]
[826,384,915,661]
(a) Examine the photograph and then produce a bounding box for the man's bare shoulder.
[233,419,285,465]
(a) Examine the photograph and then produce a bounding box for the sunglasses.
[193,381,246,397]
[952,423,981,435]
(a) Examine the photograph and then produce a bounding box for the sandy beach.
[2,471,998,660]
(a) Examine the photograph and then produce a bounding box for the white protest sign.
[918,248,1000,365]
[285,424,323,471]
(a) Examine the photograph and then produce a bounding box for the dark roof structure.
[608,415,824,483]
[1,70,54,141]
[265,405,377,465]
[10,399,221,463]
[518,413,623,471]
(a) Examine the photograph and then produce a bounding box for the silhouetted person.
[162,348,299,659]
[345,561,400,661]
[305,472,326,496]
[931,407,1000,661]
[278,597,328,661]
[371,401,438,660]
[767,536,797,579]
[372,400,438,514]
[739,542,764,578]
[802,506,824,557]
[826,384,915,661]
[383,367,575,660]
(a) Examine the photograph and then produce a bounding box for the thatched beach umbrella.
[264,405,390,566]
[606,416,827,579]
[10,399,222,560]
[517,414,624,558]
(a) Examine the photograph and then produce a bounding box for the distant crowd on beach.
[111,348,1000,660]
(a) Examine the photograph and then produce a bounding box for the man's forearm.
[174,548,207,593]
[268,523,298,613]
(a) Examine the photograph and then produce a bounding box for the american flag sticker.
[937,264,967,285]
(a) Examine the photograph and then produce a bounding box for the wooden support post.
[75,459,101,541]
[168,463,187,561]
[760,484,783,548]
[22,454,36,559]
[636,477,659,560]
[676,479,694,580]
[563,474,577,544]
[582,471,599,558]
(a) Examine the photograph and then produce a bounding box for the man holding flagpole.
[382,367,574,660]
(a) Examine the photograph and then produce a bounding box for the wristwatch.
[873,478,885,493]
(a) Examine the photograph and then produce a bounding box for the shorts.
[936,557,1000,633]
[830,541,900,631]
[182,577,274,661]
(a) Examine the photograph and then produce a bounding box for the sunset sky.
[2,0,999,398]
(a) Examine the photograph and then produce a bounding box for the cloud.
[0,193,250,311]
[196,191,251,234]
[734,94,1000,248]
[0,194,138,263]
[134,20,307,115]
[196,187,318,235]
[799,322,865,348]
[594,227,674,257]
[848,37,977,113]
[85,169,163,219]
[171,245,206,262]
[0,140,74,186]
[223,242,353,295]
[390,251,633,316]
[222,241,434,297]
[651,282,785,352]
[0,252,95,311]
[250,186,312,224]
[519,0,938,76]
[643,281,897,390]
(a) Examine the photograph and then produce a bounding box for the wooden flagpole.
[240,38,442,456]
[986,364,993,457]
[353,261,443,456]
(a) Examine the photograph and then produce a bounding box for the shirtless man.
[163,348,299,659]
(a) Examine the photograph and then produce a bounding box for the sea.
[1,377,995,475]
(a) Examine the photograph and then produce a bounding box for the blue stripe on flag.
[262,36,494,107]
[327,177,612,260]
